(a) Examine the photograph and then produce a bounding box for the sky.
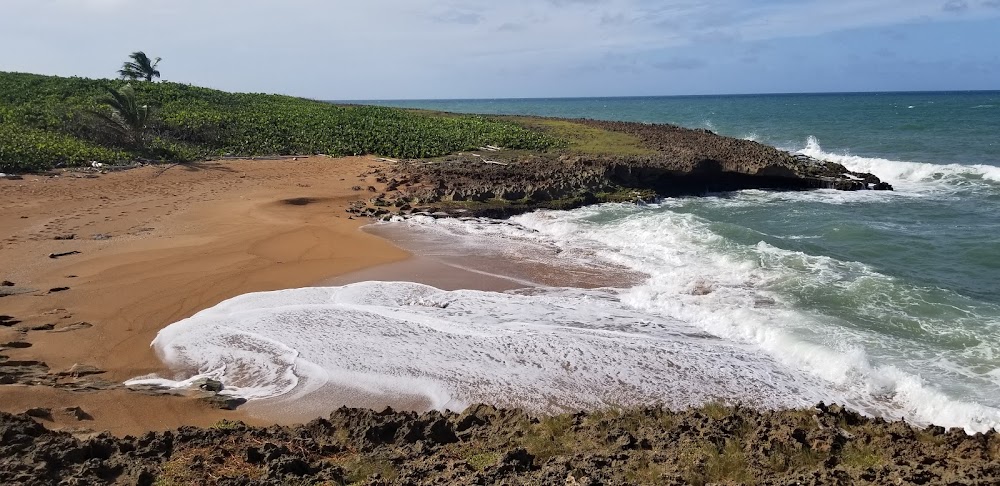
[1,0,999,99]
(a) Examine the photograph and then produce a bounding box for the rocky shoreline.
[348,118,891,219]
[1,120,927,485]
[3,403,998,485]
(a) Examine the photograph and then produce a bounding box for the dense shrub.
[0,71,560,172]
[0,123,126,172]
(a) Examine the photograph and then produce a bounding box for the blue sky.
[2,0,998,99]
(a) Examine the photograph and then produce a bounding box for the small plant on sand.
[119,51,162,82]
[211,419,241,430]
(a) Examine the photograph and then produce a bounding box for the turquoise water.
[364,93,1000,302]
[364,92,1000,429]
[360,92,1000,165]
[147,93,1000,430]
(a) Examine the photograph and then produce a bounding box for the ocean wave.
[130,282,831,414]
[131,203,1000,433]
[508,207,1000,432]
[796,136,1000,190]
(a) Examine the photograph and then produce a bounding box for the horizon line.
[337,89,1000,103]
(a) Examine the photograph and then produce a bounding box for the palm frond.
[120,51,162,82]
[92,85,151,148]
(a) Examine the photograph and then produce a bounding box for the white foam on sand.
[130,203,1000,433]
[127,282,833,414]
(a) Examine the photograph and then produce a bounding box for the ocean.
[128,92,1000,433]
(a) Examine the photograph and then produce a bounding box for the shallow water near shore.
[130,93,1000,433]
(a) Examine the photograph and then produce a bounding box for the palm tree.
[93,85,151,149]
[119,51,162,82]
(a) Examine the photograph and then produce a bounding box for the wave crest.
[797,136,1000,189]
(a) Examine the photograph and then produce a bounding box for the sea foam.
[505,207,1000,432]
[797,136,1000,191]
[127,282,831,414]
[132,205,1000,433]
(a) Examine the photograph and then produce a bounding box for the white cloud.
[0,0,998,97]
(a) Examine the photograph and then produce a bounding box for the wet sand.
[0,157,408,435]
[244,220,646,425]
[0,156,645,436]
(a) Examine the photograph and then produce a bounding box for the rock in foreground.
[1,403,996,485]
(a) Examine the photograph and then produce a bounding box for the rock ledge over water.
[353,119,891,219]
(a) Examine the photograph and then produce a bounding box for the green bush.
[0,71,560,172]
[0,123,126,172]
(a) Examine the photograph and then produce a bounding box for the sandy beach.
[0,156,409,436]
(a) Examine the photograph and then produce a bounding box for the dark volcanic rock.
[23,408,52,419]
[580,119,890,192]
[48,251,81,259]
[63,407,93,421]
[360,119,892,219]
[200,394,247,410]
[195,378,224,392]
[1,404,997,485]
[0,341,32,349]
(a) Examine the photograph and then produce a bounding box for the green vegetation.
[682,439,754,486]
[0,123,126,173]
[211,419,242,430]
[119,51,162,82]
[155,443,266,486]
[93,85,152,149]
[0,71,560,172]
[839,441,885,470]
[506,117,654,156]
[335,455,398,484]
[465,451,501,471]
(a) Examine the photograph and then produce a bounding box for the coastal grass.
[839,442,885,470]
[0,71,561,172]
[464,451,502,471]
[139,403,980,484]
[684,439,754,486]
[336,455,398,484]
[154,444,266,486]
[211,418,241,431]
[506,117,655,156]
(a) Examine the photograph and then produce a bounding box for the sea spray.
[797,136,1000,190]
[395,206,1000,432]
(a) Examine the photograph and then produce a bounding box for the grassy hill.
[0,72,560,172]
